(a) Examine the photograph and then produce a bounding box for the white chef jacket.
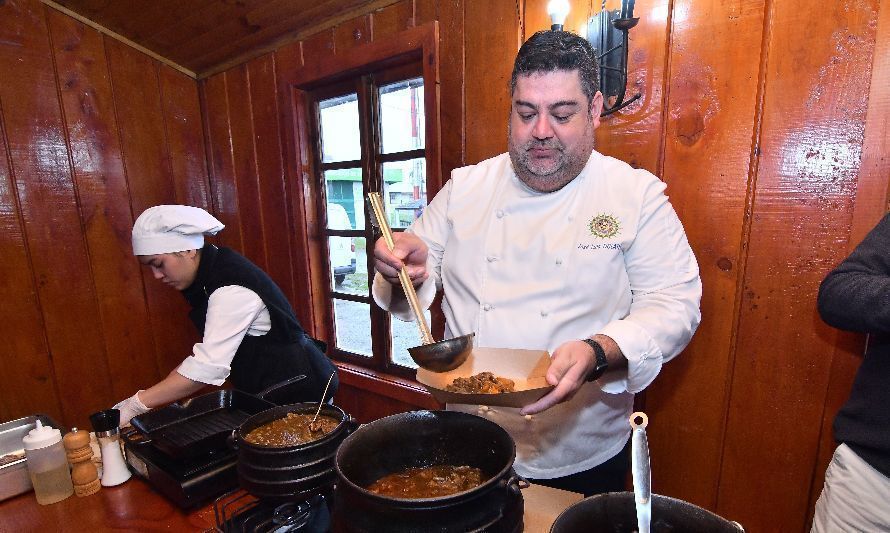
[373,149,701,479]
[176,286,272,385]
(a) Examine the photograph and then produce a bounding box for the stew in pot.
[244,413,339,446]
[366,465,488,498]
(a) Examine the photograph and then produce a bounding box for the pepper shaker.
[62,428,101,496]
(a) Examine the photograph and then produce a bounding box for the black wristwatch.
[582,338,609,382]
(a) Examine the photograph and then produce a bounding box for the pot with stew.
[332,410,525,533]
[233,402,355,500]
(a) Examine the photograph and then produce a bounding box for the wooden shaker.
[62,428,101,496]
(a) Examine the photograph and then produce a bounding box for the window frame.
[285,23,443,381]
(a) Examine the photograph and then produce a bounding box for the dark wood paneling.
[372,1,414,40]
[202,73,245,252]
[0,0,108,429]
[0,0,206,428]
[248,54,298,303]
[159,66,211,208]
[47,8,158,402]
[106,36,198,376]
[0,67,61,424]
[334,13,371,53]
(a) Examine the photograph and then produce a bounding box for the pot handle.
[227,429,239,451]
[505,473,530,495]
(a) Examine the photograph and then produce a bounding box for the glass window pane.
[330,236,367,296]
[382,158,426,229]
[319,94,360,163]
[334,299,372,357]
[324,169,364,230]
[390,309,432,369]
[379,78,424,154]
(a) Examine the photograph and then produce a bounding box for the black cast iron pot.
[232,402,355,501]
[550,492,745,533]
[332,410,526,533]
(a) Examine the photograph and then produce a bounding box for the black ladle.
[368,192,474,372]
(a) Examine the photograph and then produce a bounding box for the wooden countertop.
[0,476,581,532]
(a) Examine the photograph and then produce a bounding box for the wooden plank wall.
[0,0,208,430]
[1,0,888,531]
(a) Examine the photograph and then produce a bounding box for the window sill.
[334,362,441,409]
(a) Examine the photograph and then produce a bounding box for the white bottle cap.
[22,420,63,450]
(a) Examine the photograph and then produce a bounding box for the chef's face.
[138,250,200,291]
[508,70,603,192]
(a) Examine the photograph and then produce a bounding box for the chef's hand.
[113,391,151,427]
[373,232,429,287]
[520,336,626,415]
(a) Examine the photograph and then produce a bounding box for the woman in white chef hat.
[113,205,338,426]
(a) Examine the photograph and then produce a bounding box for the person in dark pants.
[811,213,890,531]
[112,205,337,426]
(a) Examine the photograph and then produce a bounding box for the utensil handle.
[368,192,435,345]
[631,411,651,533]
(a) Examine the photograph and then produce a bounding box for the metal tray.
[0,414,62,501]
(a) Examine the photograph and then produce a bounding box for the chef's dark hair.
[510,30,599,105]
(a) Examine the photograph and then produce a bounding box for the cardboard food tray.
[416,347,554,408]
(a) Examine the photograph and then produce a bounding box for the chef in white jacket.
[372,30,701,496]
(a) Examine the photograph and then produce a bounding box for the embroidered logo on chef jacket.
[588,213,620,238]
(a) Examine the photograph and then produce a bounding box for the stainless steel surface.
[0,414,61,501]
[368,192,474,373]
[630,412,651,533]
[408,333,474,372]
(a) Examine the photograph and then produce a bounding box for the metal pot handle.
[227,429,239,451]
[505,473,530,495]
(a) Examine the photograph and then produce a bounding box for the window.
[308,61,435,378]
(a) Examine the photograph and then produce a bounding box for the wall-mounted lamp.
[547,0,571,31]
[587,0,642,116]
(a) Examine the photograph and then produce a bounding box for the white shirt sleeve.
[598,175,702,394]
[176,285,271,385]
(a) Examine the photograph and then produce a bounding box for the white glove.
[113,390,151,427]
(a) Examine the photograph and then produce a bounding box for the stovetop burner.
[214,490,330,533]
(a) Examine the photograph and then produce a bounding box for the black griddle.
[130,376,306,460]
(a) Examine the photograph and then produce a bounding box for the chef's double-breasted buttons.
[483,303,492,311]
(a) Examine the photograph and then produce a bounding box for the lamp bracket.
[587,9,642,116]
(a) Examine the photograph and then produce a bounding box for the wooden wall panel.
[718,0,880,530]
[806,1,890,523]
[224,64,269,269]
[0,0,108,429]
[0,88,61,424]
[0,0,206,428]
[202,74,245,252]
[47,9,158,402]
[248,54,298,305]
[647,0,765,511]
[372,1,413,40]
[158,66,211,208]
[463,1,519,164]
[106,37,198,376]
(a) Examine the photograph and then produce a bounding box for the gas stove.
[121,428,239,508]
[214,490,330,533]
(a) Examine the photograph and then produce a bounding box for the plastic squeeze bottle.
[22,420,75,505]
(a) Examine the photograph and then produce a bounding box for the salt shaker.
[88,409,132,487]
[22,420,75,505]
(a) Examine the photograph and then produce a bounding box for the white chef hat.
[132,205,225,256]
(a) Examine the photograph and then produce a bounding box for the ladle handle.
[368,192,435,345]
[630,412,651,533]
